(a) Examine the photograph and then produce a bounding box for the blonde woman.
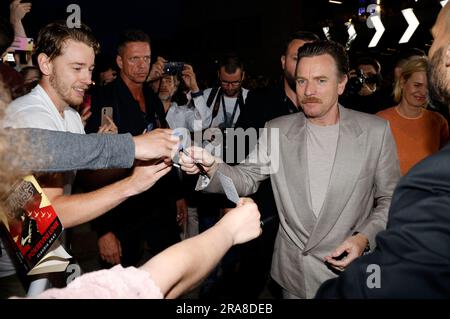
[377,57,449,175]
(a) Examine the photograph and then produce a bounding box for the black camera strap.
[206,87,221,113]
[206,87,244,128]
[221,90,242,128]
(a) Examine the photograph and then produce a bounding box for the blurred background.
[0,0,444,84]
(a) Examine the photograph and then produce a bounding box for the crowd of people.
[0,0,449,299]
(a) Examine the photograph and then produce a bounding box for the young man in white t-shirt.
[1,21,178,297]
[5,21,174,227]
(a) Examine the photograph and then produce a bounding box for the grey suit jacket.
[199,105,400,298]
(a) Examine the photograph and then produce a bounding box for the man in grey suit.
[180,41,400,298]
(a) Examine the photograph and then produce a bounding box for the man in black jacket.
[236,31,320,129]
[316,3,450,298]
[85,29,182,268]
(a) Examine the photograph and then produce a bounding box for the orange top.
[377,107,449,175]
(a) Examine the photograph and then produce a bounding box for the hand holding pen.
[178,146,217,176]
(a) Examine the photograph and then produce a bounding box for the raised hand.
[181,64,200,93]
[133,129,180,161]
[10,0,32,24]
[97,115,118,134]
[216,197,262,245]
[147,56,167,82]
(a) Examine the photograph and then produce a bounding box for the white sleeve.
[170,95,212,132]
[190,95,212,131]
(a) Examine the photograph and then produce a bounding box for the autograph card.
[216,171,239,205]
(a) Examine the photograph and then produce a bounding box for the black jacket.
[86,77,167,135]
[85,77,181,240]
[235,82,299,130]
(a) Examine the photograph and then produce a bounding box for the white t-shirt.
[4,84,85,134]
[203,87,249,128]
[4,84,84,194]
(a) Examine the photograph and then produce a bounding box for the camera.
[346,69,380,95]
[163,62,184,75]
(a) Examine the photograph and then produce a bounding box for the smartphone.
[101,107,113,126]
[10,37,34,52]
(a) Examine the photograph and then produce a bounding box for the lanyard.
[221,94,240,128]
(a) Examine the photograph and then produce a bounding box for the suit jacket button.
[302,252,308,256]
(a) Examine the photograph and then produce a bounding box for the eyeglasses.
[220,79,242,87]
[127,56,151,64]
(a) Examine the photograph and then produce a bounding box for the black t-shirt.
[86,77,167,135]
[339,89,392,115]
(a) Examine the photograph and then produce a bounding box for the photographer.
[204,54,249,129]
[156,63,212,132]
[340,57,387,114]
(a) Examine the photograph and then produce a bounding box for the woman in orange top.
[377,57,449,175]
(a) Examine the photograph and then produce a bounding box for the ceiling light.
[399,8,419,44]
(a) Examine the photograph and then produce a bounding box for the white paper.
[217,171,239,204]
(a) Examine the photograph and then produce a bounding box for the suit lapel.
[283,114,316,235]
[305,106,365,251]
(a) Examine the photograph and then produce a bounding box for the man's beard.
[284,69,296,92]
[50,74,82,106]
[158,93,171,101]
[223,87,240,97]
[428,47,450,107]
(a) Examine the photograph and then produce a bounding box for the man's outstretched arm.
[9,128,178,172]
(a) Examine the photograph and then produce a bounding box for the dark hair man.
[85,29,183,269]
[316,2,450,299]
[340,56,386,114]
[228,30,319,298]
[180,40,400,299]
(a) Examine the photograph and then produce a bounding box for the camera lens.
[163,62,184,75]
[346,77,364,95]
